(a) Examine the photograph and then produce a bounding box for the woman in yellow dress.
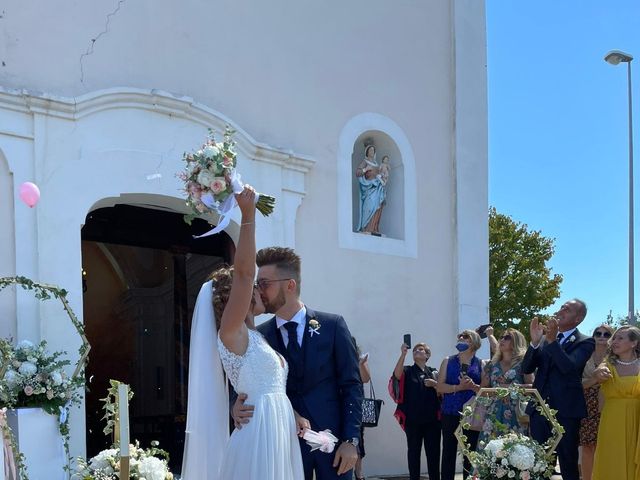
[592,325,640,480]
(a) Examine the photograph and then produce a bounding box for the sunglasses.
[500,334,513,341]
[254,278,292,290]
[457,333,471,340]
[593,331,612,339]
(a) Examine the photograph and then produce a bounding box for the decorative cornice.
[0,86,315,174]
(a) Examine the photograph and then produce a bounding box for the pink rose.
[520,472,530,480]
[210,177,227,195]
[46,390,54,400]
[24,386,34,396]
[223,156,234,167]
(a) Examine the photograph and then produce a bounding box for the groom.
[233,246,363,480]
[521,299,595,480]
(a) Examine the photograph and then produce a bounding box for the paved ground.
[364,473,564,479]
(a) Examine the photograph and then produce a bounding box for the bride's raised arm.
[218,186,257,353]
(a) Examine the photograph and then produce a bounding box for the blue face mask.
[455,342,470,352]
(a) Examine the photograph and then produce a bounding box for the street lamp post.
[605,50,635,325]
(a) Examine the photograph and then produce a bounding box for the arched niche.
[338,113,417,257]
[351,131,404,239]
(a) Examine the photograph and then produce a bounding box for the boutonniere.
[308,318,321,337]
[567,335,576,343]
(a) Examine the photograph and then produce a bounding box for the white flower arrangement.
[72,441,173,480]
[0,339,81,414]
[458,385,563,480]
[470,433,554,480]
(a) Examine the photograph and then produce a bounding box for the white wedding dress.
[217,328,305,480]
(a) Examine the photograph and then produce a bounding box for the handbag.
[461,396,488,432]
[362,382,384,428]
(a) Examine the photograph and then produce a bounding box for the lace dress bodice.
[218,328,288,397]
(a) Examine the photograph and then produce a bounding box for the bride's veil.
[181,280,229,479]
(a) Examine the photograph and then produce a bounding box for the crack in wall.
[79,0,127,85]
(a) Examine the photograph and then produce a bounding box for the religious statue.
[355,143,389,235]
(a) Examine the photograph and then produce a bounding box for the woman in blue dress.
[436,329,484,480]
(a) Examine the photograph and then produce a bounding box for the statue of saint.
[355,144,389,235]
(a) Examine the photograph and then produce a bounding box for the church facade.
[0,0,488,475]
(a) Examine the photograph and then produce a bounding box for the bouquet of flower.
[72,441,173,480]
[178,127,275,235]
[470,433,555,480]
[0,339,82,415]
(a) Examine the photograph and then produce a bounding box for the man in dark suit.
[522,298,595,480]
[232,247,363,480]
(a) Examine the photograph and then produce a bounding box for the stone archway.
[81,202,235,473]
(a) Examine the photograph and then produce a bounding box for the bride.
[181,186,305,479]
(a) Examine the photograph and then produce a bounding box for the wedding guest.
[392,342,441,480]
[437,330,482,480]
[354,341,371,480]
[578,323,614,480]
[521,299,595,480]
[591,325,640,480]
[478,328,533,444]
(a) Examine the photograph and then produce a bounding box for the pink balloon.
[19,182,40,208]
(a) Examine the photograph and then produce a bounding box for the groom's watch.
[344,437,360,448]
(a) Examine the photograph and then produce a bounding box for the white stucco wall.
[0,0,487,475]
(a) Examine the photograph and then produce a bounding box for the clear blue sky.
[487,1,640,334]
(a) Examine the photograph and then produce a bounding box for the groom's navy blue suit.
[258,307,363,480]
[522,330,594,480]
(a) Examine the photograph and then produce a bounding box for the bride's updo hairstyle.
[209,265,234,330]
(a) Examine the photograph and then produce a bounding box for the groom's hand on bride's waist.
[232,393,254,429]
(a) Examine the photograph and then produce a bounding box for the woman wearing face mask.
[436,330,483,480]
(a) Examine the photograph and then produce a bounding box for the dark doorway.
[81,204,234,474]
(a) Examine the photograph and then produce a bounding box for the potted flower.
[72,441,174,480]
[0,276,91,480]
[0,339,83,480]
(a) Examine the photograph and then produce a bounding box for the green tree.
[489,207,563,332]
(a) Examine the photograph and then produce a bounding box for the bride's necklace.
[616,357,640,366]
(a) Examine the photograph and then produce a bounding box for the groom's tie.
[284,322,302,369]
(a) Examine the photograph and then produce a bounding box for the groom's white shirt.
[276,305,307,347]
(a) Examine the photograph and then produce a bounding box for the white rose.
[196,171,216,188]
[203,145,220,159]
[18,361,37,376]
[508,471,516,478]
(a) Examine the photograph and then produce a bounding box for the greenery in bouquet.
[72,441,173,480]
[470,433,555,480]
[178,126,276,225]
[0,339,82,414]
